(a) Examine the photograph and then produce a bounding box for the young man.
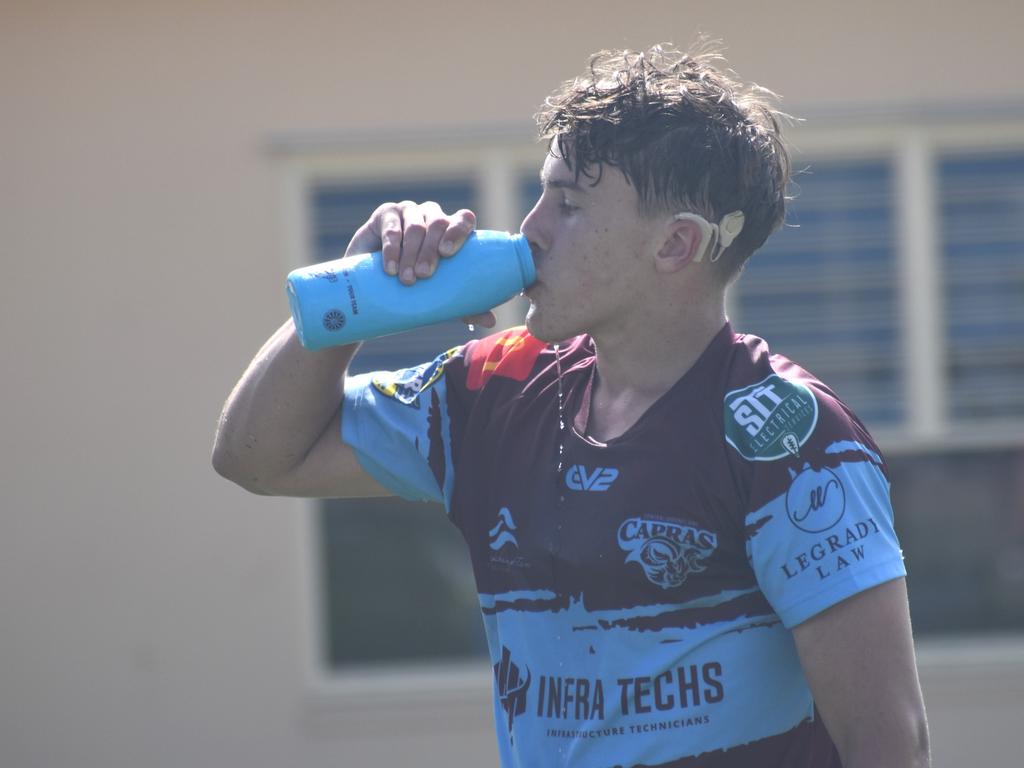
[214,45,930,767]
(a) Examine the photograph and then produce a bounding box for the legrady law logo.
[489,507,519,551]
[494,646,531,740]
[785,464,847,533]
[617,517,717,589]
[724,374,819,461]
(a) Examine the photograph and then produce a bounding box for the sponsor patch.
[489,507,519,551]
[371,347,458,407]
[785,464,846,533]
[494,646,531,740]
[724,374,818,461]
[617,517,717,589]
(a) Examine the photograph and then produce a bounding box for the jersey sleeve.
[340,327,548,511]
[341,346,466,508]
[729,362,907,628]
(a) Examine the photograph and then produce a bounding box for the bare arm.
[212,201,485,498]
[793,578,931,768]
[211,319,387,497]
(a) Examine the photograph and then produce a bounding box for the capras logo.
[565,465,619,492]
[617,517,717,589]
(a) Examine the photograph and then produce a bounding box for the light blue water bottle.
[286,230,535,350]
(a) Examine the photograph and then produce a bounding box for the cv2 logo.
[565,465,619,492]
[494,646,531,741]
[489,507,519,551]
[617,517,717,589]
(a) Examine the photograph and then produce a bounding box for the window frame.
[271,115,1024,698]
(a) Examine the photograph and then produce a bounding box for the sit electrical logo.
[724,374,818,461]
[565,465,619,492]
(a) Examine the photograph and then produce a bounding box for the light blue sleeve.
[340,349,460,509]
[744,441,907,628]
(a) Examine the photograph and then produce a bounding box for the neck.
[589,294,727,400]
[580,293,727,443]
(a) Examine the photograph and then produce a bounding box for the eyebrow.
[539,171,584,192]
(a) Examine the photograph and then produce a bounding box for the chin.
[525,305,579,345]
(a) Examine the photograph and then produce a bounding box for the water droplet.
[467,323,475,333]
[554,343,566,478]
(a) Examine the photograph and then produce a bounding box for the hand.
[345,201,496,329]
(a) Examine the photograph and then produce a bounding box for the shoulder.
[461,326,574,391]
[722,332,881,469]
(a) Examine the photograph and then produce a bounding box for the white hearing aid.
[673,210,746,263]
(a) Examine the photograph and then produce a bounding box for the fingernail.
[440,240,456,256]
[401,266,414,283]
[415,261,431,277]
[385,260,397,275]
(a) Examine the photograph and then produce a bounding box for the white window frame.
[273,133,540,704]
[270,115,1024,703]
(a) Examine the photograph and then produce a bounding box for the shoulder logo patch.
[371,347,458,407]
[724,374,818,461]
[785,464,846,533]
[465,327,546,391]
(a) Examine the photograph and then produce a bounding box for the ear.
[655,215,707,274]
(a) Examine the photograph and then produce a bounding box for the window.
[280,121,1024,673]
[939,152,1024,422]
[310,178,488,669]
[731,160,904,428]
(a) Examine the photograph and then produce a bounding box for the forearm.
[212,318,360,491]
[837,720,931,768]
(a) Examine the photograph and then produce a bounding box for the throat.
[580,381,663,443]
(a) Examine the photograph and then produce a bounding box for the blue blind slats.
[735,161,902,428]
[940,153,1024,421]
[310,179,478,373]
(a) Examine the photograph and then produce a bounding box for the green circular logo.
[724,374,818,461]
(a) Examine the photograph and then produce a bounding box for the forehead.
[538,152,640,207]
[539,152,574,184]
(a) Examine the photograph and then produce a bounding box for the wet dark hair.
[536,41,792,281]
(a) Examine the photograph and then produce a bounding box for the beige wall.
[2,2,1023,766]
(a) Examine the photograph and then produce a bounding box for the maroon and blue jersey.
[340,323,905,767]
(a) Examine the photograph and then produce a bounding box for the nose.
[520,196,547,254]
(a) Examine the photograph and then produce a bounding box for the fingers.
[440,208,477,258]
[379,208,403,274]
[349,202,478,286]
[403,204,476,285]
[394,201,428,284]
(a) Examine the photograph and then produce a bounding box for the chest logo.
[724,374,819,461]
[565,464,619,492]
[494,646,531,741]
[617,518,718,589]
[489,507,519,551]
